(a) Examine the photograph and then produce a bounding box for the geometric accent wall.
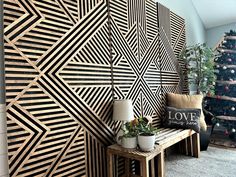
[3,0,187,176]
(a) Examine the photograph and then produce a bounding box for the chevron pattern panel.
[4,0,113,176]
[3,0,186,176]
[110,0,162,127]
[170,11,188,94]
[157,4,188,117]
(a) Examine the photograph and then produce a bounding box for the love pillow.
[164,106,201,133]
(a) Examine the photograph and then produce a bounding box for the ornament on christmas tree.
[231,107,235,111]
[215,69,220,73]
[225,130,229,135]
[231,69,235,74]
[223,66,227,70]
[225,86,229,91]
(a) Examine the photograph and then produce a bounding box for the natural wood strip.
[208,95,236,102]
[54,161,85,175]
[157,130,195,148]
[156,129,183,142]
[216,116,236,121]
[37,139,68,149]
[192,133,200,158]
[27,151,59,163]
[151,158,155,177]
[47,127,76,135]
[225,36,236,40]
[218,48,236,54]
[216,64,236,68]
[158,150,164,177]
[216,80,236,85]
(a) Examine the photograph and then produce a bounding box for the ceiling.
[191,0,236,29]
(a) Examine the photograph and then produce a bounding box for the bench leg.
[151,159,155,177]
[125,158,130,177]
[192,133,200,158]
[107,151,113,177]
[185,136,193,156]
[158,150,164,177]
[140,159,149,177]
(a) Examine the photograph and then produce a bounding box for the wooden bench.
[107,128,200,177]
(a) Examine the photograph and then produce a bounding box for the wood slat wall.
[3,0,187,176]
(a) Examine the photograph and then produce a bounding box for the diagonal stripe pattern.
[4,0,187,176]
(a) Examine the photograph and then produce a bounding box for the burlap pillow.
[166,93,206,131]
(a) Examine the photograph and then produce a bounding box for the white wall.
[0,105,8,177]
[206,23,236,49]
[156,0,206,45]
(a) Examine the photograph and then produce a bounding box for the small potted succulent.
[119,119,139,149]
[137,116,158,151]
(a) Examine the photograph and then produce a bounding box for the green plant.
[119,116,158,139]
[179,43,216,95]
[120,119,139,139]
[137,116,158,136]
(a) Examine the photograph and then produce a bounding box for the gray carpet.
[166,146,236,177]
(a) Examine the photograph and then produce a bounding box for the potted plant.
[179,43,216,95]
[137,116,158,151]
[179,43,217,151]
[119,119,139,149]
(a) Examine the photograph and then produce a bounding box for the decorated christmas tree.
[206,30,236,140]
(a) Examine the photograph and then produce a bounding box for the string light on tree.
[223,66,227,70]
[232,128,236,133]
[227,58,232,62]
[231,107,235,111]
[231,69,235,74]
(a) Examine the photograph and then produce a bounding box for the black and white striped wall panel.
[3,0,187,176]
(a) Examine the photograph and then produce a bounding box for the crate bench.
[107,128,200,177]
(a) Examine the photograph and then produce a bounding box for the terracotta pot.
[138,134,155,151]
[121,136,137,149]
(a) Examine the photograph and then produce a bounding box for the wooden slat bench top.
[156,128,196,148]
